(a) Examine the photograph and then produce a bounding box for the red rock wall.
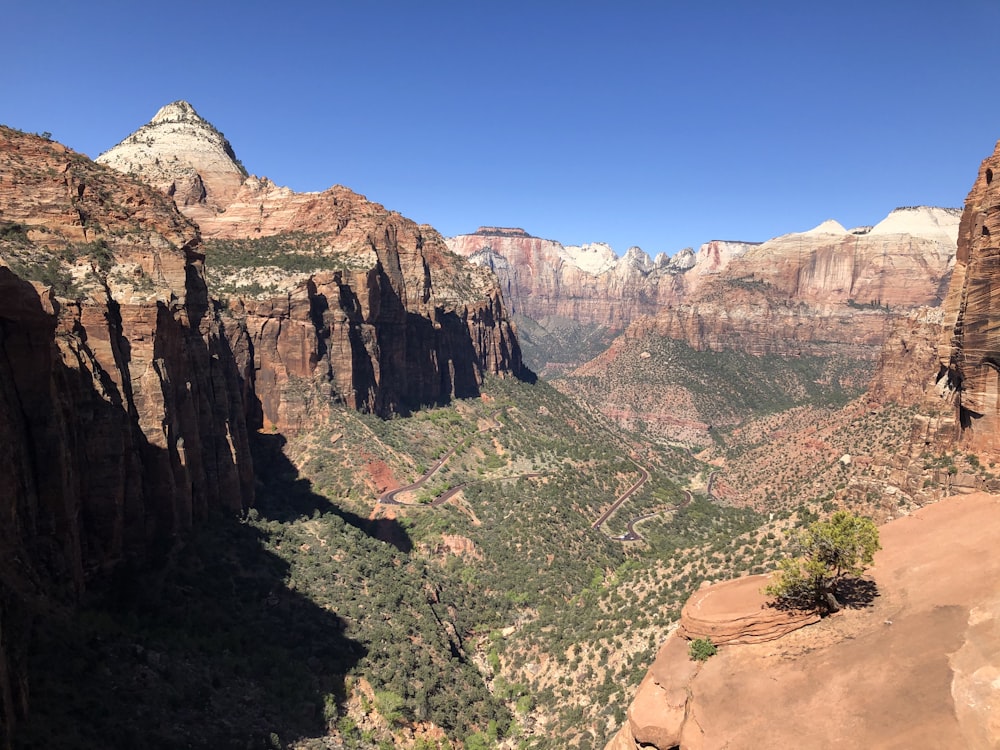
[0,130,254,743]
[938,141,1000,451]
[198,184,526,429]
[448,231,691,329]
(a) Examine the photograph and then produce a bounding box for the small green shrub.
[688,638,717,661]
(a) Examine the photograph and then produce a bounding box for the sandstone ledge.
[607,493,1000,750]
[676,574,820,645]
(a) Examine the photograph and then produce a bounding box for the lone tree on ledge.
[765,510,880,614]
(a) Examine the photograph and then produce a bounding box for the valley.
[1,100,996,750]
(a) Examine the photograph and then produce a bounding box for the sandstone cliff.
[0,127,254,741]
[449,211,957,374]
[100,103,525,428]
[447,227,703,329]
[607,493,1000,749]
[937,139,1000,452]
[641,208,958,359]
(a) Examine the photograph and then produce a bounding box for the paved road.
[616,489,693,541]
[613,468,717,542]
[379,446,458,505]
[591,458,651,530]
[377,409,529,507]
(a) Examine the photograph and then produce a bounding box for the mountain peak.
[98,101,247,219]
[150,100,202,124]
[801,219,848,236]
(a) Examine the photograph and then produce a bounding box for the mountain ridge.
[98,101,527,426]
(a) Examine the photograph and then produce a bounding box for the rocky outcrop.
[676,575,820,645]
[607,493,1000,750]
[938,140,1000,452]
[100,104,525,428]
[0,128,254,743]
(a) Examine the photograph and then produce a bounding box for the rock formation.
[0,127,254,741]
[99,103,525,428]
[607,493,1000,749]
[449,210,958,375]
[676,575,820,645]
[937,140,1000,452]
[446,227,706,329]
[96,100,247,223]
[641,208,958,359]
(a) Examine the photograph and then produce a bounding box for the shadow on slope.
[251,431,413,554]
[17,527,365,750]
[13,431,423,749]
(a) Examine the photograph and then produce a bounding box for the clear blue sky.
[5,1,999,255]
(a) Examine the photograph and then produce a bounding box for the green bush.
[688,638,717,661]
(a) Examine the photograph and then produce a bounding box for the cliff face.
[937,140,1000,451]
[630,210,958,358]
[447,227,703,328]
[449,212,957,371]
[100,104,525,428]
[0,128,254,740]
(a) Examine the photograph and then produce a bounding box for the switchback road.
[591,458,650,530]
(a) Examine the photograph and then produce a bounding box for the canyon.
[0,105,527,747]
[604,139,1000,750]
[2,99,999,750]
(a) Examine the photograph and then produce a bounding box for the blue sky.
[5,1,1000,255]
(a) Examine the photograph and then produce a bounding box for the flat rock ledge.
[676,574,820,645]
[608,574,817,750]
[607,494,1000,750]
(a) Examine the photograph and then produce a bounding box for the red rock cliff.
[100,103,526,428]
[0,128,254,741]
[450,211,956,364]
[938,139,1000,452]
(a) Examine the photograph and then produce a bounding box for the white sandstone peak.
[98,101,247,217]
[561,242,617,275]
[151,100,201,124]
[869,206,961,244]
[801,219,849,236]
[619,246,653,273]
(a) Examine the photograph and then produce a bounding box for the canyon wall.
[937,139,1000,451]
[99,102,525,429]
[450,210,958,364]
[0,128,254,742]
[447,227,706,328]
[1,103,527,742]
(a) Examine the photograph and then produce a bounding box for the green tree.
[765,510,880,614]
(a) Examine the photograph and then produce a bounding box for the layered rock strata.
[447,227,709,329]
[0,128,254,742]
[450,211,957,374]
[100,103,525,428]
[641,209,958,359]
[676,574,820,645]
[938,140,1000,451]
[607,493,1000,749]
